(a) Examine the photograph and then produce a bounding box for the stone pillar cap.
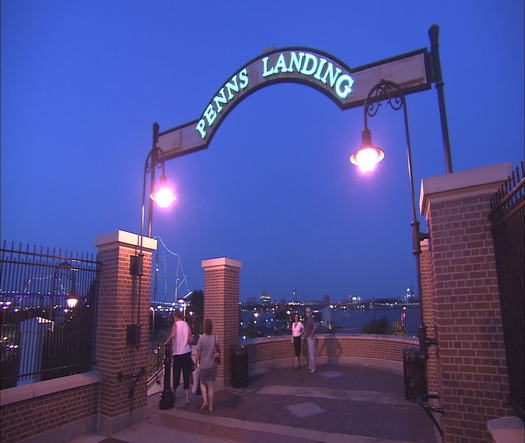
[420,162,512,216]
[202,257,242,269]
[94,230,157,251]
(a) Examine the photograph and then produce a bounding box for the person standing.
[195,318,220,413]
[170,311,193,406]
[290,313,304,370]
[304,307,317,373]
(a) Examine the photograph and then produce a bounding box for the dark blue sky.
[2,1,523,302]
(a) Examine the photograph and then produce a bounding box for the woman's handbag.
[213,334,221,365]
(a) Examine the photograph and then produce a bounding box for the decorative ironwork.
[364,79,405,138]
[489,161,525,420]
[361,80,435,361]
[0,241,100,389]
[364,80,404,121]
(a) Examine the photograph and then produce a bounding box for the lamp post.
[66,267,79,309]
[178,291,193,320]
[349,79,435,360]
[132,128,177,278]
[133,123,176,409]
[177,298,186,319]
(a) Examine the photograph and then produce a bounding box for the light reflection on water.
[240,306,421,337]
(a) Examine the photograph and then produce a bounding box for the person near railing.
[195,318,220,413]
[167,311,193,406]
[290,313,304,370]
[304,307,317,373]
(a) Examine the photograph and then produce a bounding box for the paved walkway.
[72,362,437,442]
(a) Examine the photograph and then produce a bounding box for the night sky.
[2,1,523,302]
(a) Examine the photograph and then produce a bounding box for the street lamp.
[140,123,176,241]
[350,128,384,173]
[150,171,176,209]
[132,124,177,275]
[349,79,434,360]
[129,123,176,348]
[177,291,193,319]
[66,272,79,309]
[135,123,177,410]
[177,298,186,318]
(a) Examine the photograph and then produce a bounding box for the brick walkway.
[72,362,437,442]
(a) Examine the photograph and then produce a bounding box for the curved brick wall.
[243,334,418,366]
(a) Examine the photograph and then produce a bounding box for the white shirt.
[172,320,191,355]
[292,321,304,337]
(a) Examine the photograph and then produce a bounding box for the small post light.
[66,292,78,309]
[66,267,79,309]
[350,128,385,173]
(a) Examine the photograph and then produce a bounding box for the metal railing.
[489,161,525,420]
[0,241,100,389]
[147,341,166,385]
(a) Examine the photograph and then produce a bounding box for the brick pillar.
[201,257,242,389]
[420,238,439,396]
[420,163,514,442]
[94,230,157,434]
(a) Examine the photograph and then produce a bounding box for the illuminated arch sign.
[195,49,355,141]
[158,47,430,160]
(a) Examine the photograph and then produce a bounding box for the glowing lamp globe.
[350,129,385,173]
[150,176,176,208]
[151,186,176,208]
[66,295,79,309]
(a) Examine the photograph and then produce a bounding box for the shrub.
[362,317,390,334]
[392,320,407,336]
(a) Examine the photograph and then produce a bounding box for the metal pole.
[147,123,160,238]
[159,342,174,409]
[428,25,453,173]
[362,80,432,360]
[401,99,427,355]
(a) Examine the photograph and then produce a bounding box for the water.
[328,306,420,336]
[240,305,421,338]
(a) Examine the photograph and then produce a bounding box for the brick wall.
[202,258,241,384]
[421,164,513,442]
[95,232,156,432]
[0,231,156,442]
[244,335,418,365]
[420,239,439,395]
[0,381,98,443]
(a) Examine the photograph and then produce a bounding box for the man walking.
[304,307,317,373]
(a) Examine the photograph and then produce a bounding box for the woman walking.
[170,311,193,406]
[291,313,304,370]
[195,318,220,413]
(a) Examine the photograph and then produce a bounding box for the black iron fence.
[0,241,100,389]
[489,161,525,420]
[147,341,165,385]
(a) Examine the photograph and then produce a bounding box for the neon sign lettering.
[196,68,249,139]
[195,50,355,141]
[261,51,354,99]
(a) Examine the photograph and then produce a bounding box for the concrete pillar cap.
[419,162,512,216]
[201,257,242,269]
[94,230,157,251]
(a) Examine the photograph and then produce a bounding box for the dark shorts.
[200,365,217,383]
[173,352,192,390]
[293,336,301,357]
